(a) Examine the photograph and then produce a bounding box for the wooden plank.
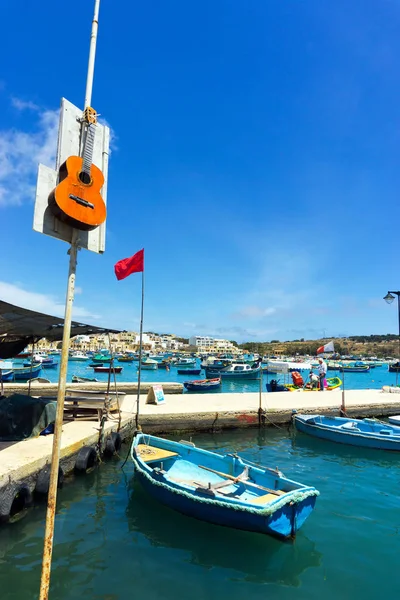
[199,465,285,496]
[136,444,178,464]
[251,493,279,505]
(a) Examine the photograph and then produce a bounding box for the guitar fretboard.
[82,124,96,176]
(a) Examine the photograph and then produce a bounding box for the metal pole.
[84,0,101,108]
[39,238,78,600]
[136,270,144,429]
[397,293,400,387]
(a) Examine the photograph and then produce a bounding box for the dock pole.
[39,237,78,600]
[39,1,101,597]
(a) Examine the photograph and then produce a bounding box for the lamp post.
[383,291,400,386]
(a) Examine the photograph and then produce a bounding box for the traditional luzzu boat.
[339,363,370,373]
[205,363,260,380]
[0,370,14,382]
[294,414,400,450]
[131,433,319,539]
[183,378,221,391]
[69,351,89,362]
[12,364,42,380]
[285,376,342,392]
[173,358,196,368]
[117,355,134,363]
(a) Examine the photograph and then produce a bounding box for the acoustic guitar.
[48,107,106,231]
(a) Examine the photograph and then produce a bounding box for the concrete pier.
[1,388,400,518]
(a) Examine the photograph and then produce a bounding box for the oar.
[198,465,284,496]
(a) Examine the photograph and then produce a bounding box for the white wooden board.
[33,98,110,254]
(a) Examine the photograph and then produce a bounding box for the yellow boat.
[285,376,342,392]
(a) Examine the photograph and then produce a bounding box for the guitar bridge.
[69,194,95,209]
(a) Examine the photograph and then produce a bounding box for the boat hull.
[131,434,318,539]
[135,469,316,539]
[205,369,260,380]
[295,414,400,451]
[0,370,14,382]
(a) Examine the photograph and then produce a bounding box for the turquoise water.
[1,427,400,599]
[27,360,400,392]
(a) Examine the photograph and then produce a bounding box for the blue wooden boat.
[0,370,14,382]
[12,364,42,380]
[131,433,319,539]
[177,368,202,375]
[183,378,221,391]
[389,362,400,372]
[294,414,400,450]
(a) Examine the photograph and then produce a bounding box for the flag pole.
[136,269,144,429]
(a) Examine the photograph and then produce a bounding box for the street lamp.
[383,291,400,384]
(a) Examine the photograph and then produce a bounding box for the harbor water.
[1,427,400,599]
[32,360,400,392]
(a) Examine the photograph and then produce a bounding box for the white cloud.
[0,107,58,207]
[0,281,100,320]
[11,97,39,111]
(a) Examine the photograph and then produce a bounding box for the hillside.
[239,334,399,358]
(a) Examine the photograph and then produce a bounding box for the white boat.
[141,358,158,370]
[388,415,400,425]
[205,363,261,380]
[69,351,89,362]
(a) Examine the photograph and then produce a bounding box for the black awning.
[0,300,120,358]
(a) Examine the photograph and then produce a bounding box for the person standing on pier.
[317,358,327,391]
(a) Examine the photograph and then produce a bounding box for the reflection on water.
[126,481,322,586]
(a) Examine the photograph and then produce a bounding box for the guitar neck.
[82,123,96,176]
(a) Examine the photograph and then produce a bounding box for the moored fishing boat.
[173,358,196,368]
[205,363,260,380]
[12,364,42,380]
[117,355,134,363]
[69,351,89,362]
[93,366,123,373]
[388,361,400,372]
[294,414,400,450]
[0,370,14,382]
[71,375,99,383]
[184,378,221,391]
[92,354,111,363]
[339,364,370,373]
[141,359,158,370]
[131,433,319,539]
[285,376,342,392]
[177,368,202,375]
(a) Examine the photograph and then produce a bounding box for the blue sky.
[0,0,399,342]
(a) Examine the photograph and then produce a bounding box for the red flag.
[114,249,144,281]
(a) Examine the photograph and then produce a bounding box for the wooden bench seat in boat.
[251,492,282,504]
[136,444,179,464]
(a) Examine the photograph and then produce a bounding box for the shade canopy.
[0,300,121,358]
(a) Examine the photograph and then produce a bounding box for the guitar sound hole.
[78,171,91,185]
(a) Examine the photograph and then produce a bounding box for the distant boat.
[12,364,42,380]
[158,361,171,370]
[184,378,221,391]
[339,365,370,373]
[93,366,123,374]
[294,414,400,450]
[89,362,103,367]
[92,354,111,363]
[0,370,14,382]
[141,359,158,370]
[205,363,260,380]
[118,355,134,363]
[174,359,196,368]
[177,368,202,375]
[389,362,400,372]
[69,352,89,362]
[131,433,319,539]
[71,375,99,383]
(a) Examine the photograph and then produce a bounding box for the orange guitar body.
[48,156,106,231]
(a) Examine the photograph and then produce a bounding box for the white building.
[189,336,214,350]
